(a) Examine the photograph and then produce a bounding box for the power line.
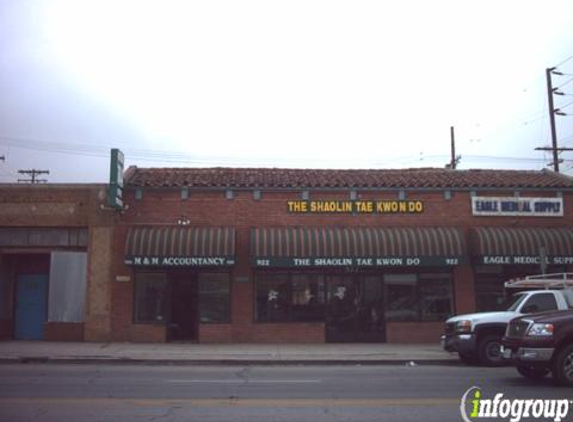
[462,104,548,143]
[0,136,384,168]
[465,154,565,163]
[555,54,573,68]
[556,76,573,90]
[1,135,570,173]
[557,99,573,110]
[412,153,563,164]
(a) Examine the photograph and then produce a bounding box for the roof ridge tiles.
[125,166,573,190]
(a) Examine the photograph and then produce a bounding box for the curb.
[0,357,462,366]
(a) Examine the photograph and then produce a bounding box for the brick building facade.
[0,184,116,342]
[110,167,573,343]
[2,167,573,343]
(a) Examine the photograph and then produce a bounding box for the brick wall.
[252,323,325,343]
[45,322,85,341]
[0,184,107,227]
[109,187,573,343]
[453,264,476,314]
[0,184,116,342]
[120,188,573,230]
[199,324,233,343]
[386,322,443,343]
[84,226,114,342]
[131,324,166,343]
[0,319,13,339]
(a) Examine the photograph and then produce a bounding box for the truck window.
[503,293,527,311]
[520,293,558,313]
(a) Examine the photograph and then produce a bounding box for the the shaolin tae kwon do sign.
[287,200,424,214]
[472,197,563,217]
[253,256,462,268]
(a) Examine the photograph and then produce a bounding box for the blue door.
[15,274,48,340]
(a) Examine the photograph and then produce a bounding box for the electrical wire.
[555,54,573,68]
[0,136,392,168]
[464,155,563,163]
[556,99,573,111]
[556,77,573,90]
[1,135,565,172]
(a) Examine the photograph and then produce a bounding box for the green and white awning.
[471,227,573,266]
[125,226,235,267]
[251,227,465,268]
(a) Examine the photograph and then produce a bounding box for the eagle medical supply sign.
[471,197,563,217]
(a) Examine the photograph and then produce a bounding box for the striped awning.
[251,227,465,268]
[125,226,235,267]
[471,227,573,265]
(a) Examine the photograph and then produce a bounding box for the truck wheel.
[516,364,549,380]
[458,352,478,365]
[477,335,504,366]
[552,343,573,387]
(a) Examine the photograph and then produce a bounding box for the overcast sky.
[1,0,573,183]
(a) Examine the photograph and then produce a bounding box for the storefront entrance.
[325,275,385,343]
[168,274,198,342]
[15,274,48,340]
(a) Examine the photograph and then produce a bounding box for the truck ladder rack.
[504,272,573,289]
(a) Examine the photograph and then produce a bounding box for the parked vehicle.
[502,310,573,386]
[441,273,573,366]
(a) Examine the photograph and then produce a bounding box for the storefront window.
[385,272,454,322]
[291,274,326,322]
[257,271,454,323]
[256,273,289,322]
[256,273,326,322]
[419,273,454,321]
[134,273,167,323]
[199,273,230,323]
[385,274,418,322]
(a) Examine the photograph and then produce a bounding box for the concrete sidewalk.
[0,341,459,365]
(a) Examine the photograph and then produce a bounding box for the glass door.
[168,273,198,342]
[359,276,385,342]
[325,275,385,343]
[325,275,356,342]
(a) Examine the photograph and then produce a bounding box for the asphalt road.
[0,363,572,422]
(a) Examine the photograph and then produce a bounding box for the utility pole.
[450,126,457,169]
[17,169,49,184]
[446,126,461,169]
[546,67,560,172]
[536,67,573,172]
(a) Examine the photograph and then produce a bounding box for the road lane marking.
[0,397,459,407]
[166,379,322,384]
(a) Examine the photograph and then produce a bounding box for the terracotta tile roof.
[124,166,573,190]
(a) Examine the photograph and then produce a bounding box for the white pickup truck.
[441,273,573,366]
